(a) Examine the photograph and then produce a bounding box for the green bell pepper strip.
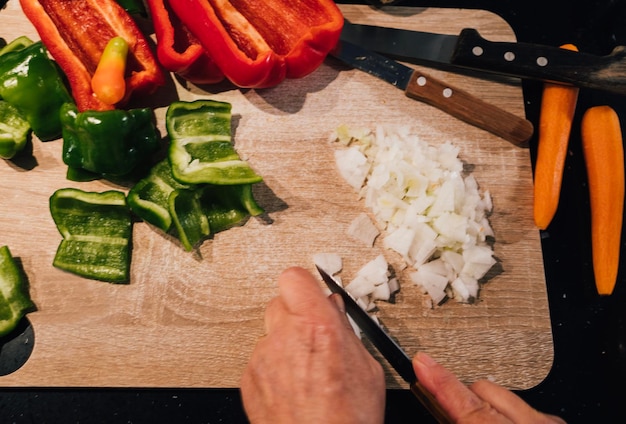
[0,39,73,141]
[0,245,35,337]
[169,184,263,251]
[128,158,264,251]
[50,188,132,283]
[166,100,263,185]
[169,188,210,251]
[0,101,31,159]
[60,103,161,177]
[115,0,147,17]
[127,158,192,232]
[199,183,264,230]
[0,36,34,56]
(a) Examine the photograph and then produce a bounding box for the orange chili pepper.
[20,0,165,111]
[91,37,128,106]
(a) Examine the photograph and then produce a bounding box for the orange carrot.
[581,105,624,295]
[91,37,129,105]
[533,44,579,230]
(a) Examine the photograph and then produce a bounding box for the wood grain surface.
[0,1,552,389]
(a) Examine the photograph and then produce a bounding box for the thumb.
[277,266,336,319]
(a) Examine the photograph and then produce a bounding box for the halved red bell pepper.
[146,0,224,85]
[19,0,166,111]
[168,0,344,88]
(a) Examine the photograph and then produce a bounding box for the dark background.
[1,0,625,422]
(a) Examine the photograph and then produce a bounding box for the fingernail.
[415,352,437,368]
[329,293,346,314]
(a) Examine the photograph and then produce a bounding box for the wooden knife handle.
[404,69,534,146]
[410,380,454,424]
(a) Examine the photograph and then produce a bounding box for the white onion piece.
[331,125,496,304]
[344,275,375,299]
[334,147,369,191]
[313,253,343,276]
[410,268,448,305]
[314,253,399,338]
[347,213,380,247]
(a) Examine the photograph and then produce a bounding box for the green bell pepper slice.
[199,183,264,231]
[60,103,161,177]
[0,36,34,56]
[0,38,72,141]
[128,157,264,251]
[127,158,192,232]
[0,101,31,159]
[115,0,147,16]
[169,184,262,251]
[169,188,210,251]
[0,245,35,337]
[166,100,263,185]
[50,188,132,283]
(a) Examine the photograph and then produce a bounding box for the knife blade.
[340,20,626,95]
[316,266,453,424]
[330,39,533,146]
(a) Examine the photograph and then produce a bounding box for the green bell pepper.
[128,158,264,251]
[169,188,210,251]
[0,245,35,337]
[169,184,262,251]
[199,183,265,231]
[0,37,72,141]
[60,103,161,177]
[50,188,132,283]
[168,184,263,251]
[0,36,34,56]
[127,158,192,232]
[0,100,31,159]
[115,0,148,16]
[166,100,263,185]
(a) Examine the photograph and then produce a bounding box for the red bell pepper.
[168,0,344,88]
[146,0,224,85]
[19,0,165,111]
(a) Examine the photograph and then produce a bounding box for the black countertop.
[1,0,625,422]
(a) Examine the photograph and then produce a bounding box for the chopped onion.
[331,125,496,304]
[313,252,343,276]
[334,147,370,191]
[347,213,380,247]
[313,253,399,338]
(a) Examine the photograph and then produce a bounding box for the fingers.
[277,266,331,315]
[265,267,346,334]
[264,296,286,334]
[413,352,508,423]
[328,293,358,333]
[470,380,567,424]
[469,380,531,423]
[328,292,346,314]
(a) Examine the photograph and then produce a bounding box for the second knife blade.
[330,39,533,146]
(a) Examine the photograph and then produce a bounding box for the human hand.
[413,352,566,423]
[240,266,386,424]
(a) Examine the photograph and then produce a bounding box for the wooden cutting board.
[0,1,552,389]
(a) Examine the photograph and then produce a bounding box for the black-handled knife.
[330,38,534,145]
[340,20,626,95]
[316,266,453,424]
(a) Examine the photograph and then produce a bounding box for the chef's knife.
[340,20,626,95]
[331,39,533,145]
[316,266,453,424]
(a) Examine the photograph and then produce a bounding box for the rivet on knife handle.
[452,28,626,95]
[405,70,534,145]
